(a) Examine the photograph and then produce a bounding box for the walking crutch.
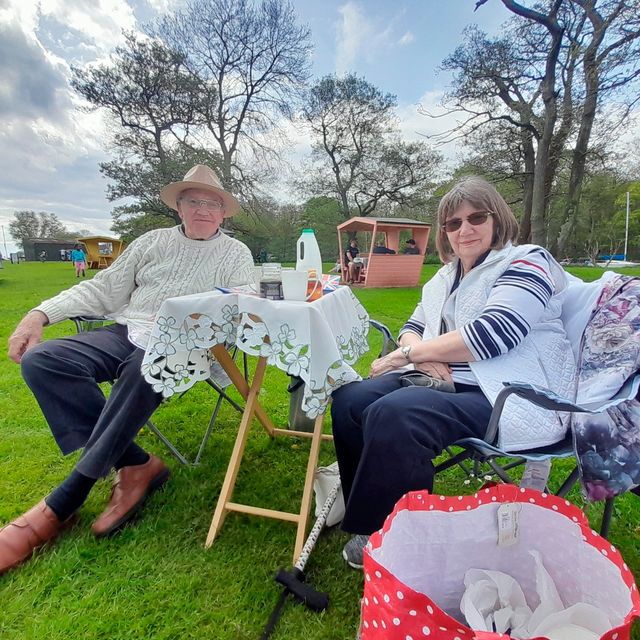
[260,481,341,640]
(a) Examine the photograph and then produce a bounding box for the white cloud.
[398,31,414,46]
[145,0,180,14]
[38,0,136,55]
[334,2,410,74]
[0,0,142,238]
[335,2,365,74]
[396,90,465,164]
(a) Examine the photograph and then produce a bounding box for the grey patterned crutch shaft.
[260,480,341,640]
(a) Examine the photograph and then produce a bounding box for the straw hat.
[160,165,240,217]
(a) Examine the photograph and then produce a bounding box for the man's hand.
[8,311,48,363]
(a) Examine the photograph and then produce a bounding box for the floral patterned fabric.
[141,287,370,418]
[573,275,640,500]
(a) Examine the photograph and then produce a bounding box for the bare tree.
[435,0,640,250]
[72,32,210,230]
[474,0,565,245]
[438,24,543,241]
[155,0,312,193]
[557,0,640,254]
[301,74,442,222]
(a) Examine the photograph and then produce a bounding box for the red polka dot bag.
[360,485,639,640]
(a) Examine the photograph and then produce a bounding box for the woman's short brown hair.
[435,176,519,263]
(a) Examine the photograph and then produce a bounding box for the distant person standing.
[71,244,87,278]
[39,251,47,263]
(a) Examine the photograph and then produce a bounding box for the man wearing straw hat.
[2,165,254,574]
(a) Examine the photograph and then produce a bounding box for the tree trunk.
[518,132,535,243]
[500,0,564,247]
[557,4,604,256]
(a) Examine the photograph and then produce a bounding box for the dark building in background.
[23,239,79,262]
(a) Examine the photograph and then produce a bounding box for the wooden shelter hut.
[337,217,431,288]
[78,236,124,269]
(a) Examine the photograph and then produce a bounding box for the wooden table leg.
[292,413,325,562]
[211,344,276,435]
[205,356,267,548]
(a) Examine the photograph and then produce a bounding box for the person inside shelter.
[402,237,420,254]
[1,165,255,575]
[331,176,577,569]
[344,239,363,283]
[371,239,396,255]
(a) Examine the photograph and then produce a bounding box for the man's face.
[176,188,225,239]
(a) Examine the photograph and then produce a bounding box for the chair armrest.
[484,382,583,445]
[481,375,640,445]
[70,316,110,333]
[71,316,110,322]
[369,319,398,357]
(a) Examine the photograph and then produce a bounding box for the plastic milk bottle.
[296,229,323,299]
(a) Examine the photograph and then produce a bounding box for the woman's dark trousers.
[331,372,493,535]
[20,323,163,479]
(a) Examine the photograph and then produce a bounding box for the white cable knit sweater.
[35,225,255,347]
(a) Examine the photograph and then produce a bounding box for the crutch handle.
[274,568,329,612]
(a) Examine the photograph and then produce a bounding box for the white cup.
[282,269,311,301]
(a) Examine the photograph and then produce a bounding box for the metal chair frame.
[71,316,248,466]
[368,319,638,540]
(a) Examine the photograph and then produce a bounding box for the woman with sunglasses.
[332,176,576,568]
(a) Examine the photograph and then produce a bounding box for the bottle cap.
[302,228,314,233]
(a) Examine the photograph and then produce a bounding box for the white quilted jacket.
[420,244,577,451]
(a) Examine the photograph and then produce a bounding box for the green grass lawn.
[0,261,638,639]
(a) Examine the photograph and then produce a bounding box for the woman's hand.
[370,348,411,378]
[414,361,453,383]
[370,348,454,382]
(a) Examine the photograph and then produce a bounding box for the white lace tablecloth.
[141,286,370,417]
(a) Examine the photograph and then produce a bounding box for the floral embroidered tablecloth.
[141,286,370,417]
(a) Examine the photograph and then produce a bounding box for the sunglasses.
[442,210,493,233]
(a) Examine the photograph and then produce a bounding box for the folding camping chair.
[434,273,640,539]
[370,272,640,540]
[71,316,247,466]
[433,378,640,538]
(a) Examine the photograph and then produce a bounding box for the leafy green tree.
[300,197,343,263]
[9,211,69,249]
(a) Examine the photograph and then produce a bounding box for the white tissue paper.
[461,550,611,639]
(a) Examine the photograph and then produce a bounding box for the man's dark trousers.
[21,323,163,479]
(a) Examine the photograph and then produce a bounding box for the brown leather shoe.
[0,500,70,575]
[91,455,170,538]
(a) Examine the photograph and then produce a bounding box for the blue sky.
[0,0,513,254]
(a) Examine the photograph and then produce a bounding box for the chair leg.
[434,448,473,474]
[487,459,515,484]
[193,393,226,465]
[144,420,189,466]
[600,498,614,539]
[204,379,243,413]
[556,466,580,498]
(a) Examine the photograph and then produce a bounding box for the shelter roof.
[337,216,431,232]
[26,238,78,245]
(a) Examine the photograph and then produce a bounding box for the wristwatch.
[400,345,412,362]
